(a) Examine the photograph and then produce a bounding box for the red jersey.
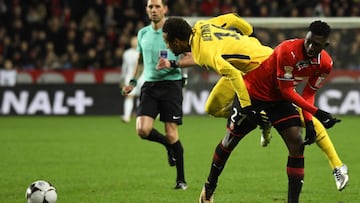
[244,39,333,121]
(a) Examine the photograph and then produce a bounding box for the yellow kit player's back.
[190,14,273,109]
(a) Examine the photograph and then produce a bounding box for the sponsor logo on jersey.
[295,60,310,71]
[200,24,212,41]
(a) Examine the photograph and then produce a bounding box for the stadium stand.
[16,72,33,84]
[73,72,96,84]
[36,72,66,84]
[103,71,122,84]
[0,0,359,84]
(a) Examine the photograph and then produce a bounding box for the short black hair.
[309,20,331,38]
[146,0,168,6]
[161,0,168,6]
[163,17,193,43]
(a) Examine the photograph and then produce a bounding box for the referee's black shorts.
[137,80,183,125]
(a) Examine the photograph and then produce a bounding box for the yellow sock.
[313,118,343,169]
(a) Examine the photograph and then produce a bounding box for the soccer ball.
[25,180,57,203]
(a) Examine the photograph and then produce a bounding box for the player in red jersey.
[201,21,342,203]
[241,21,342,203]
[245,32,334,123]
[244,21,341,131]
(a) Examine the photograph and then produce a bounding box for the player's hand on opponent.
[304,120,316,145]
[156,57,171,70]
[314,109,341,129]
[121,85,134,96]
[256,110,271,127]
[240,105,257,121]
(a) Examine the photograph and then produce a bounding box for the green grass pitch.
[0,115,359,203]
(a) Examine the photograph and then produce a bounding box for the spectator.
[171,0,192,16]
[79,8,101,32]
[43,41,61,70]
[102,50,114,68]
[69,52,82,69]
[62,6,72,29]
[82,48,101,70]
[78,30,96,55]
[220,0,237,14]
[112,47,123,69]
[47,16,65,54]
[1,0,360,71]
[61,43,77,69]
[348,33,360,70]
[95,35,107,67]
[0,59,17,86]
[19,40,35,70]
[200,0,219,16]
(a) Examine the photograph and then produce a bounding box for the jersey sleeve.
[307,57,332,90]
[207,13,253,36]
[136,29,144,53]
[213,55,251,108]
[276,44,318,115]
[301,57,332,121]
[300,84,316,121]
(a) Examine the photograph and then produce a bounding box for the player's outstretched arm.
[208,13,253,35]
[156,52,196,70]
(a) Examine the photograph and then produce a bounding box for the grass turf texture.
[0,116,359,203]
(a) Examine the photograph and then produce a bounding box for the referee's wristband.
[169,60,178,68]
[129,78,137,86]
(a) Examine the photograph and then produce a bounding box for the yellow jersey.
[190,13,273,107]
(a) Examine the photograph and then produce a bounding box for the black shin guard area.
[144,129,168,147]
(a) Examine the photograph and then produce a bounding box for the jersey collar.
[309,53,321,65]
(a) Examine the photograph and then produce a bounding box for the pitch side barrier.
[0,83,359,116]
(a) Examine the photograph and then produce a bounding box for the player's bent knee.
[205,104,216,116]
[205,103,230,118]
[228,117,257,136]
[166,134,179,144]
[136,127,151,139]
[207,109,226,118]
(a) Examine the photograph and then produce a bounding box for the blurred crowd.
[0,0,360,71]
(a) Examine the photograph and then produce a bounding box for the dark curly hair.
[163,17,193,43]
[309,20,331,38]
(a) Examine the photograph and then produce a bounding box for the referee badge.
[159,50,168,59]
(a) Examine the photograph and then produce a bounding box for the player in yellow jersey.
[158,13,348,195]
[163,13,273,113]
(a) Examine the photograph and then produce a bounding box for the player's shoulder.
[139,24,152,31]
[320,50,333,68]
[275,39,303,54]
[137,25,152,36]
[194,19,208,28]
[320,49,332,59]
[279,38,303,47]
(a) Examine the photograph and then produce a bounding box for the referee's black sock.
[172,140,185,182]
[143,129,169,148]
